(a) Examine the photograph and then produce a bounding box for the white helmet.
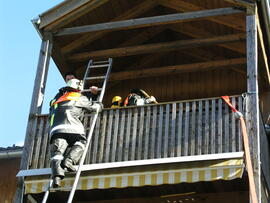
[66,79,83,91]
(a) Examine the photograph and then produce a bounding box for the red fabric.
[221,96,238,113]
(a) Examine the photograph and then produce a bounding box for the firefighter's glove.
[91,102,103,113]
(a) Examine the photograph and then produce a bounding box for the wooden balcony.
[28,95,244,170]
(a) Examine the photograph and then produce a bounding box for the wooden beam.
[14,39,53,203]
[106,58,246,81]
[51,42,69,76]
[170,24,246,54]
[61,0,157,54]
[245,12,261,202]
[158,0,245,31]
[68,33,246,62]
[56,7,243,36]
[117,27,165,47]
[41,0,110,31]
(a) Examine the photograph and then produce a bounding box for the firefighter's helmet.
[66,79,83,91]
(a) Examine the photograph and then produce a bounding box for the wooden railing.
[28,96,244,169]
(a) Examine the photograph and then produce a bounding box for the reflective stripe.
[51,155,64,160]
[50,124,84,135]
[53,92,81,105]
[74,141,85,149]
[50,114,55,127]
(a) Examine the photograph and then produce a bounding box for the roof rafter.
[41,0,110,31]
[170,24,246,54]
[68,33,246,61]
[56,7,243,36]
[158,0,245,31]
[107,58,246,81]
[61,0,157,54]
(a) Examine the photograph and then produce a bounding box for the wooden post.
[13,36,53,203]
[246,10,261,203]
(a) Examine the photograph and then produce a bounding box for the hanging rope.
[221,96,258,203]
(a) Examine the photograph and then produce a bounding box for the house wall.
[104,69,246,107]
[0,157,21,203]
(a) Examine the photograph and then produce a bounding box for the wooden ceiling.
[38,0,252,84]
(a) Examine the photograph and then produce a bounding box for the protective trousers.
[50,138,67,178]
[50,136,86,178]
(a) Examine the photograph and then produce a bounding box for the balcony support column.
[246,9,261,203]
[14,34,53,203]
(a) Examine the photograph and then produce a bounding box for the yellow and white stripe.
[24,158,244,194]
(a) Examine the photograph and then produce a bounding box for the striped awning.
[24,158,244,194]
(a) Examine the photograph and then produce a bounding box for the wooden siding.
[28,96,243,169]
[104,69,247,107]
[0,158,21,203]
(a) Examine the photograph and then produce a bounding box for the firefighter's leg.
[50,138,68,187]
[62,140,86,172]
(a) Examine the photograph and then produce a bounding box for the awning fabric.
[24,158,244,194]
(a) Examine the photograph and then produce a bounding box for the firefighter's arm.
[78,96,103,113]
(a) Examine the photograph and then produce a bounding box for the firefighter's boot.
[50,138,68,187]
[62,141,85,172]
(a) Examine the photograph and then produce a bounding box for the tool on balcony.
[221,96,258,203]
[42,58,113,203]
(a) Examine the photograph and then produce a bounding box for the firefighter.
[65,71,99,100]
[49,78,102,187]
[123,89,157,106]
[111,96,123,108]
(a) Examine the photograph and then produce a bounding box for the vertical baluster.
[184,102,190,156]
[197,101,203,155]
[32,118,44,169]
[144,106,151,159]
[150,106,157,159]
[27,117,37,169]
[91,115,101,164]
[190,101,196,156]
[204,100,210,155]
[111,109,119,162]
[157,105,163,158]
[238,96,243,151]
[44,118,51,168]
[124,108,132,161]
[131,108,138,160]
[231,97,236,152]
[117,110,126,162]
[163,104,170,158]
[210,99,216,154]
[85,115,93,164]
[170,103,176,157]
[217,99,223,153]
[38,117,49,168]
[105,110,114,162]
[177,103,183,156]
[137,107,145,160]
[98,111,107,163]
[224,100,230,152]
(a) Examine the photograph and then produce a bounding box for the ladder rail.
[42,179,53,203]
[41,58,113,203]
[67,58,112,203]
[66,112,99,203]
[98,58,112,103]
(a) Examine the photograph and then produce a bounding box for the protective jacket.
[49,87,94,138]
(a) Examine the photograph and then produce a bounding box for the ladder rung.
[90,64,109,68]
[93,60,109,64]
[49,187,73,192]
[82,88,102,92]
[86,76,106,80]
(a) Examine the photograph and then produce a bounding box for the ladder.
[42,58,113,203]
